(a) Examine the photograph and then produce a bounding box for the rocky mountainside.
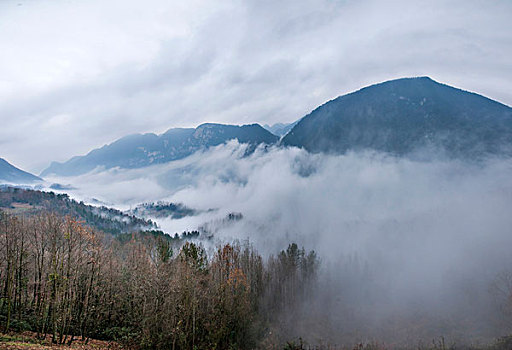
[42,123,278,176]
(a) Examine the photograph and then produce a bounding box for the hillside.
[263,121,299,136]
[282,77,512,158]
[129,201,199,219]
[0,186,155,235]
[0,158,42,184]
[42,123,279,176]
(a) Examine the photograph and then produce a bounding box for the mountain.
[42,123,279,176]
[282,77,512,158]
[263,121,299,137]
[0,158,42,184]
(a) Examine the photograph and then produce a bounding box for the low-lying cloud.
[44,142,512,343]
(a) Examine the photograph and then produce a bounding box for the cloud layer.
[43,142,512,342]
[1,0,511,172]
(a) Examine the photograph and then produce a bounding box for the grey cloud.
[0,0,511,172]
[42,143,512,342]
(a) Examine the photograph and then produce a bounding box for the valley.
[2,78,512,349]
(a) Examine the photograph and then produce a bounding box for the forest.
[2,210,512,350]
[0,210,319,349]
[0,187,156,235]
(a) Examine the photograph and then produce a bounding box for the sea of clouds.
[43,141,512,343]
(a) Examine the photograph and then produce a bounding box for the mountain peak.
[282,78,512,158]
[42,123,278,177]
[0,158,42,184]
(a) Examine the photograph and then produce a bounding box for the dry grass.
[0,332,123,350]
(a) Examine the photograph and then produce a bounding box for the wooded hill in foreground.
[2,211,512,349]
[0,211,318,349]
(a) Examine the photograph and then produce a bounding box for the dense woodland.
[1,189,512,349]
[129,201,198,219]
[0,187,156,234]
[0,210,318,349]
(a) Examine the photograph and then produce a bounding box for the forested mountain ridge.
[129,201,199,219]
[282,77,512,158]
[41,77,512,179]
[0,186,155,234]
[41,123,279,176]
[0,158,42,184]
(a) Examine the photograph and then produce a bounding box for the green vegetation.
[129,201,198,219]
[0,187,156,235]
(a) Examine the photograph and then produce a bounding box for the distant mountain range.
[282,77,512,158]
[41,77,512,177]
[0,158,42,184]
[42,123,278,177]
[263,121,299,136]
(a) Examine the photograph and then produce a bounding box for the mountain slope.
[263,121,299,137]
[42,123,278,176]
[282,77,512,158]
[0,186,155,235]
[0,158,42,184]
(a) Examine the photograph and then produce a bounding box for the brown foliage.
[0,210,318,350]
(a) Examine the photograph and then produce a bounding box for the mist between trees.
[0,211,320,349]
[2,210,512,349]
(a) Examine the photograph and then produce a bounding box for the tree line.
[0,210,318,349]
[0,187,156,235]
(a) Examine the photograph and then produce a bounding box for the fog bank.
[45,142,512,344]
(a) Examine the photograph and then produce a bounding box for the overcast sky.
[1,0,511,173]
